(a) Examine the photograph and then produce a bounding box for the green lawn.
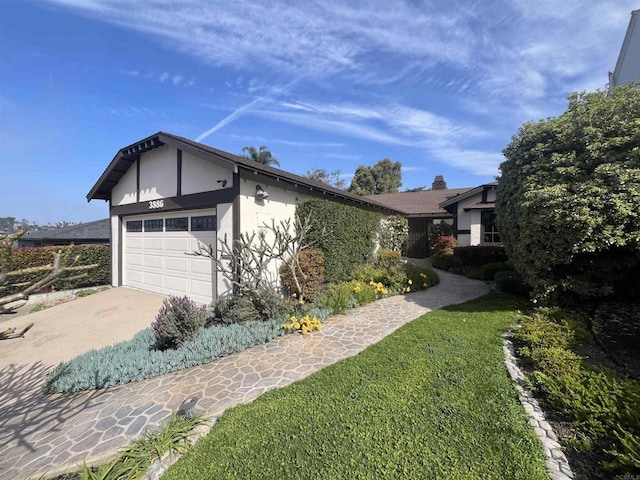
[164,294,547,480]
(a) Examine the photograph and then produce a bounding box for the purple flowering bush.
[152,295,208,350]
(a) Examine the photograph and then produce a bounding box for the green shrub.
[494,270,530,297]
[45,319,288,393]
[279,248,325,302]
[251,285,291,321]
[404,262,439,292]
[426,220,453,256]
[6,245,110,295]
[351,281,377,306]
[497,86,640,301]
[468,261,513,280]
[152,296,208,350]
[352,249,407,291]
[317,282,357,314]
[430,236,457,270]
[452,246,508,268]
[215,295,261,324]
[514,308,640,474]
[297,199,380,283]
[378,215,408,252]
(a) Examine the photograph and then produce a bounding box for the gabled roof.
[87,132,400,214]
[439,182,498,208]
[19,219,110,241]
[368,188,472,216]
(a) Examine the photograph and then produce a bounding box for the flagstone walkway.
[1,268,489,480]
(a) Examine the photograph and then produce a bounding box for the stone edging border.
[502,331,575,480]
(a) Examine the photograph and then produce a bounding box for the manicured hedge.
[452,245,508,267]
[296,199,380,283]
[6,245,110,294]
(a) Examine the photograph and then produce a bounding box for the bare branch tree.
[190,214,316,299]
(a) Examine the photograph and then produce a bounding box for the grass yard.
[164,294,547,480]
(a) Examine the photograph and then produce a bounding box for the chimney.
[432,175,447,190]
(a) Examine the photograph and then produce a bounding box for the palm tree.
[241,146,280,167]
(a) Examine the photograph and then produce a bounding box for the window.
[191,215,216,231]
[144,219,164,232]
[481,211,501,244]
[126,220,142,232]
[166,217,188,231]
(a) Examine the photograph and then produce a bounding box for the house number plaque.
[148,200,165,210]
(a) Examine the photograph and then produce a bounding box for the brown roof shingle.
[367,188,472,216]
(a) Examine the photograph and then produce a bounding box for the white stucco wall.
[238,177,306,287]
[111,162,137,206]
[486,188,496,202]
[181,151,234,195]
[455,192,484,247]
[612,12,640,87]
[139,146,177,201]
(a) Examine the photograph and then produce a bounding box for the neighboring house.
[439,182,500,247]
[17,219,110,248]
[609,9,640,89]
[87,132,399,304]
[370,177,500,255]
[369,176,470,257]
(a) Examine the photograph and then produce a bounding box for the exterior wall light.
[255,185,269,199]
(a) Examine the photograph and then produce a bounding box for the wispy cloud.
[196,78,301,142]
[47,0,634,108]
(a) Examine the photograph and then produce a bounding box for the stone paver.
[0,267,488,479]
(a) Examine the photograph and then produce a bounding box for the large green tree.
[242,146,280,167]
[496,86,640,300]
[349,158,402,195]
[304,168,346,189]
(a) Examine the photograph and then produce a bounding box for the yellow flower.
[299,299,305,305]
[408,279,413,285]
[423,283,428,287]
[420,273,426,278]
[292,292,297,298]
[406,287,411,292]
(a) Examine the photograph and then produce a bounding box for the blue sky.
[0,0,636,225]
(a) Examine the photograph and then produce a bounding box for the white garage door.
[123,209,217,304]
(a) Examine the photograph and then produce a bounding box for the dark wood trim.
[481,187,488,203]
[232,171,241,293]
[177,149,182,197]
[136,158,140,203]
[455,229,471,235]
[110,189,236,216]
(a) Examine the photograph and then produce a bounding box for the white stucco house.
[87,132,398,304]
[370,177,500,254]
[439,182,499,247]
[609,9,640,89]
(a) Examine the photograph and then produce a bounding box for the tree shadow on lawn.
[405,290,531,315]
[0,361,105,454]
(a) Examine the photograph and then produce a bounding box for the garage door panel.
[143,237,164,251]
[124,209,216,304]
[190,279,214,298]
[143,272,164,288]
[144,254,164,269]
[165,237,190,254]
[191,258,214,275]
[126,253,144,267]
[166,257,189,272]
[165,276,189,292]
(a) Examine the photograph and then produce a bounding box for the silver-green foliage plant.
[497,85,640,301]
[45,319,287,393]
[152,295,208,350]
[378,215,408,252]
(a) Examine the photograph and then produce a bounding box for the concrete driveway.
[0,287,165,371]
